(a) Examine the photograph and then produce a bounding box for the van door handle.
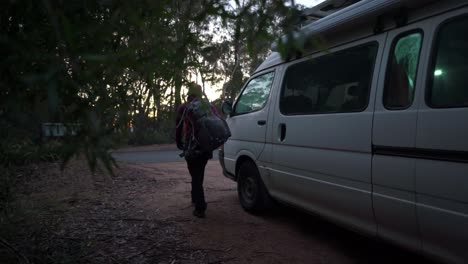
[257,120,266,126]
[279,123,286,142]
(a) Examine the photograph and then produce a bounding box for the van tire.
[237,160,272,213]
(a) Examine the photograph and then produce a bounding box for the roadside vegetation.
[1,1,310,262]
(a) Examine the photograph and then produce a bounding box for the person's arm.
[175,104,185,150]
[210,104,222,118]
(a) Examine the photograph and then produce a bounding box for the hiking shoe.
[193,209,205,218]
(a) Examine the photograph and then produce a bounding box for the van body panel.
[223,141,264,176]
[371,19,433,253]
[223,109,269,176]
[268,34,386,236]
[416,160,468,205]
[223,69,279,177]
[416,109,468,151]
[269,164,375,234]
[413,8,468,263]
[415,159,468,264]
[373,156,415,191]
[257,66,284,187]
[268,117,376,236]
[372,156,419,251]
[220,2,468,263]
[416,188,468,264]
[372,111,417,147]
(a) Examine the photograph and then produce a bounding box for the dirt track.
[1,146,437,263]
[126,159,432,264]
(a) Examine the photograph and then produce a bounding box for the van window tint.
[384,32,422,109]
[280,43,378,115]
[234,72,274,115]
[429,17,468,108]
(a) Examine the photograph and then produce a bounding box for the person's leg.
[186,156,208,214]
[188,165,202,205]
[186,158,198,204]
[196,157,208,211]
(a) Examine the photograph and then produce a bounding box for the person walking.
[175,83,220,218]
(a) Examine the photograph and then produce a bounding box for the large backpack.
[182,99,231,154]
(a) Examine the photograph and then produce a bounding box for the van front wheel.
[237,160,272,213]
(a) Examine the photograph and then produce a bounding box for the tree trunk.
[174,72,182,112]
[154,83,162,124]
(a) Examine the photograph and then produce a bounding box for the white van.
[219,0,468,263]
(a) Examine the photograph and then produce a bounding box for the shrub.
[0,139,64,167]
[127,129,172,146]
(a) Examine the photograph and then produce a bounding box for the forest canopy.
[0,0,307,172]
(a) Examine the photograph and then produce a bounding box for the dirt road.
[2,146,436,263]
[122,154,433,264]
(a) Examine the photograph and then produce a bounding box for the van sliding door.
[269,35,385,235]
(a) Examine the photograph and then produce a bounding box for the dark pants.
[186,153,210,211]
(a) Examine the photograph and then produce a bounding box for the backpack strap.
[176,103,199,156]
[176,106,188,129]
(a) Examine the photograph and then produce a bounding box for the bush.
[0,139,64,167]
[127,129,173,146]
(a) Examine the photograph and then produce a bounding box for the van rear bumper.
[218,149,236,181]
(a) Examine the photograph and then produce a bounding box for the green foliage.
[0,139,63,167]
[214,0,305,101]
[0,0,305,174]
[128,130,172,146]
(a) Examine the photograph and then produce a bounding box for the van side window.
[384,32,422,109]
[280,43,378,115]
[234,72,275,115]
[428,16,468,108]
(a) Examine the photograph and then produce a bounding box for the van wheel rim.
[242,177,257,203]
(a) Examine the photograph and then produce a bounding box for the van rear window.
[428,16,468,108]
[280,42,378,115]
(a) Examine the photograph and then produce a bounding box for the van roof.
[300,0,361,24]
[255,0,441,74]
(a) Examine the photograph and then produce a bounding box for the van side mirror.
[222,101,233,115]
